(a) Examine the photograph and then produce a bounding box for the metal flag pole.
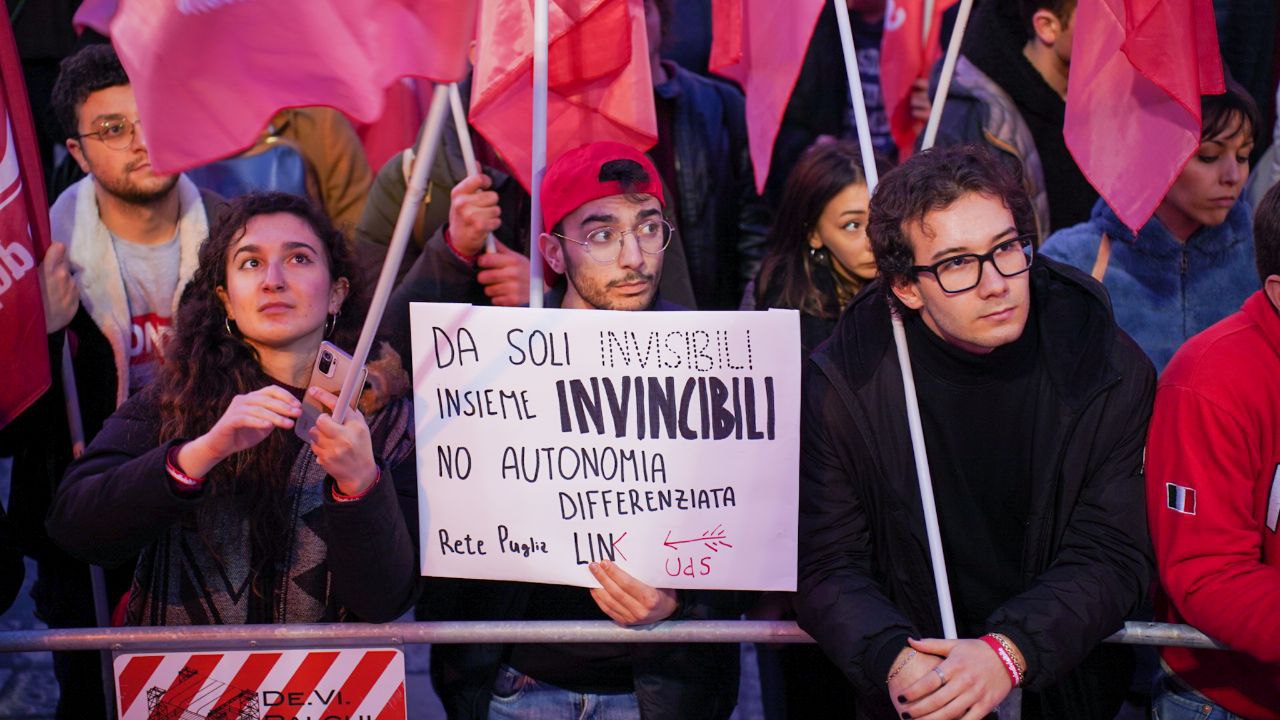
[448,83,497,254]
[832,0,958,640]
[528,0,550,308]
[332,84,450,423]
[58,344,115,718]
[920,0,975,150]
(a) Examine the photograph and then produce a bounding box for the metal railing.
[0,620,1225,654]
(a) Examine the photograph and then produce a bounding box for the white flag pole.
[920,0,975,151]
[332,83,450,423]
[448,83,497,254]
[528,0,550,309]
[833,0,958,640]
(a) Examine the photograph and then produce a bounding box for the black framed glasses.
[554,218,673,264]
[77,116,141,150]
[909,234,1035,293]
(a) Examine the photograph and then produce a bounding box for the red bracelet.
[165,443,206,491]
[980,634,1022,688]
[443,228,478,266]
[331,468,380,503]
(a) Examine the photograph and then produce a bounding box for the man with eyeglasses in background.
[0,44,222,719]
[793,144,1155,719]
[418,141,743,720]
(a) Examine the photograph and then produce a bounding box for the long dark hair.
[755,140,869,319]
[156,191,368,582]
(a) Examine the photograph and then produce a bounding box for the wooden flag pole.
[833,0,958,640]
[332,84,450,423]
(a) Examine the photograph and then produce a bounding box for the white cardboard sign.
[410,303,800,591]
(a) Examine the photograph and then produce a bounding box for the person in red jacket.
[1146,181,1280,719]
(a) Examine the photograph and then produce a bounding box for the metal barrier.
[0,620,1225,654]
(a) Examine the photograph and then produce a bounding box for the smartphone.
[295,341,369,442]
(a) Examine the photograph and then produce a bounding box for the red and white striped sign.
[114,648,406,720]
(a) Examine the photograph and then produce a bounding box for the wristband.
[332,468,380,503]
[166,443,206,491]
[980,634,1022,688]
[886,649,917,682]
[443,228,478,266]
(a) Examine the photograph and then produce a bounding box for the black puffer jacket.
[794,259,1155,719]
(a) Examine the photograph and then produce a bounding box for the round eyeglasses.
[909,234,1035,294]
[554,218,673,264]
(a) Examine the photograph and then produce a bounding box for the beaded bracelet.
[980,634,1022,688]
[886,649,917,682]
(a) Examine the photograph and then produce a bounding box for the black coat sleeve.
[985,340,1156,690]
[46,392,204,568]
[793,366,917,697]
[323,448,420,623]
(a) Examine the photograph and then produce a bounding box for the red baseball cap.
[539,142,665,233]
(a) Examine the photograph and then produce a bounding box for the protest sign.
[114,648,406,720]
[410,303,800,591]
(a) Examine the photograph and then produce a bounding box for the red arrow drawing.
[663,525,733,553]
[612,532,628,561]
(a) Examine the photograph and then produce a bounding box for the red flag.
[881,0,959,158]
[709,0,826,194]
[353,80,435,172]
[1064,0,1224,232]
[0,13,52,429]
[76,0,477,174]
[469,0,657,192]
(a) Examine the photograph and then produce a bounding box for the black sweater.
[46,388,420,624]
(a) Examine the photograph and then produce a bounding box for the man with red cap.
[538,141,679,312]
[422,141,741,720]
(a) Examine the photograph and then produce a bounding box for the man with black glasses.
[794,144,1154,719]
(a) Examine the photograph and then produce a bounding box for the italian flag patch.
[1166,483,1197,515]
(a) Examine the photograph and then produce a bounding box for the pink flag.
[0,12,51,428]
[469,0,657,192]
[353,80,435,172]
[709,0,826,194]
[1064,0,1224,232]
[881,0,958,158]
[77,0,477,174]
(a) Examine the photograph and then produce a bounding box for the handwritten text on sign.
[410,304,800,591]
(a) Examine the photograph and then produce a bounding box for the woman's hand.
[178,385,302,478]
[588,560,679,626]
[306,387,379,497]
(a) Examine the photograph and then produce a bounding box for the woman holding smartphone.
[48,191,418,625]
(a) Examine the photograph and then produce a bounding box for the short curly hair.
[868,144,1036,309]
[50,44,130,141]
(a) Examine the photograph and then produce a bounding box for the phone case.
[295,341,368,442]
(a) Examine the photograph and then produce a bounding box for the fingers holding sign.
[588,560,679,626]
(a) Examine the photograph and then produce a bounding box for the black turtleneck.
[961,6,1098,231]
[904,310,1040,636]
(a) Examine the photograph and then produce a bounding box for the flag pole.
[528,0,550,309]
[448,83,497,254]
[833,0,958,640]
[332,84,450,423]
[832,0,878,191]
[920,0,975,150]
[58,343,115,717]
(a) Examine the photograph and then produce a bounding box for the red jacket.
[1147,290,1280,719]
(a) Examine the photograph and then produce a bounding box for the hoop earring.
[224,316,237,337]
[324,312,338,338]
[809,245,830,268]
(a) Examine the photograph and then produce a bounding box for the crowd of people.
[2,0,1279,719]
